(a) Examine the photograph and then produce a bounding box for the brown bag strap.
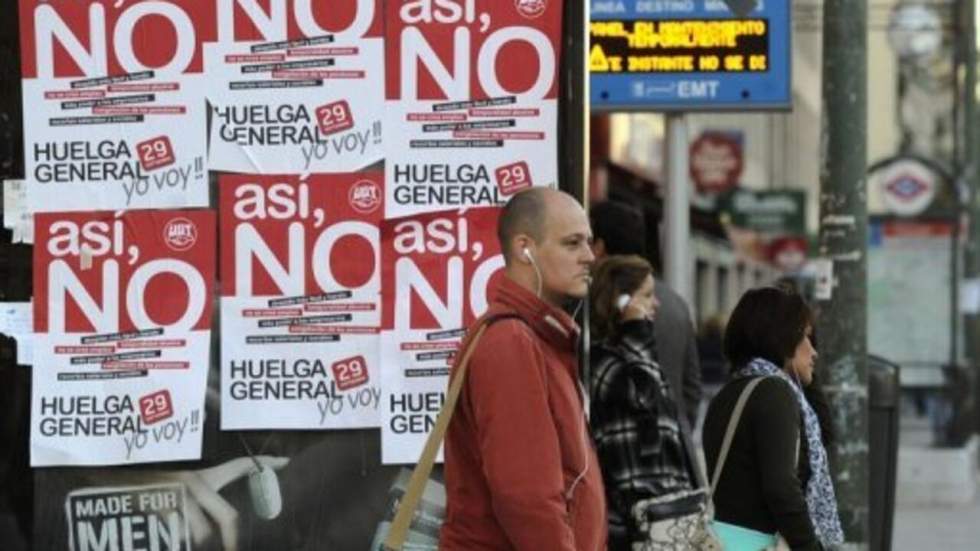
[382,317,500,551]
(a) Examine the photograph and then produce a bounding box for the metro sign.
[885,173,928,202]
[875,158,938,217]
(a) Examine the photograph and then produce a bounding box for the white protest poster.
[20,0,210,212]
[384,0,563,217]
[219,172,384,429]
[31,209,215,466]
[380,207,504,464]
[205,0,384,174]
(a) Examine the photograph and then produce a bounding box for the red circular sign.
[689,132,743,194]
[768,237,808,272]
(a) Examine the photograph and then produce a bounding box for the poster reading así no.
[384,0,563,217]
[379,207,504,464]
[31,209,215,466]
[220,172,385,429]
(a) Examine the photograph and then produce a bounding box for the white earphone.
[521,246,543,297]
[522,247,534,263]
[616,294,631,312]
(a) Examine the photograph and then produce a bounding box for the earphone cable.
[529,255,543,298]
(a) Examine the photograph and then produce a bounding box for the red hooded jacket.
[440,276,607,550]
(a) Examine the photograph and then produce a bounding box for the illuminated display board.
[590,1,791,111]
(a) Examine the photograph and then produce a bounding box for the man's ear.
[513,235,534,263]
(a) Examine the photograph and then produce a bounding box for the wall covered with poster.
[5,1,568,549]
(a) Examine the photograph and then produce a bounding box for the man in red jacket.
[440,188,607,550]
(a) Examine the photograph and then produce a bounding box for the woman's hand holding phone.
[618,293,649,322]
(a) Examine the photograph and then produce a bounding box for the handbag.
[630,377,792,550]
[707,377,791,551]
[630,487,720,551]
[625,358,723,550]
[628,411,722,550]
[712,521,788,551]
[379,316,506,551]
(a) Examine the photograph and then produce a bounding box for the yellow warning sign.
[590,45,622,72]
[590,44,609,72]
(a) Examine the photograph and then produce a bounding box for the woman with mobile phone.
[588,255,705,550]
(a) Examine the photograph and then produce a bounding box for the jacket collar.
[491,275,580,352]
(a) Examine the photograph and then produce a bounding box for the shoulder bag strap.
[709,376,767,497]
[382,315,512,551]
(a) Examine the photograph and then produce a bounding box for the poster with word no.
[384,0,563,217]
[380,207,504,464]
[205,0,384,174]
[31,209,215,466]
[20,0,210,212]
[219,172,384,429]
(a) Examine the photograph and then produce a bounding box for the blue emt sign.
[590,1,791,111]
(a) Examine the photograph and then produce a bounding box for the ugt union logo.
[515,0,548,18]
[349,180,381,214]
[163,218,198,252]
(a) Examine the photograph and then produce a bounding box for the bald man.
[440,188,607,551]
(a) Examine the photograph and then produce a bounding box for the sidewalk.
[892,411,980,550]
[893,486,980,550]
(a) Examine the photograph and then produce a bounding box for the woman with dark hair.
[588,255,703,549]
[702,287,844,550]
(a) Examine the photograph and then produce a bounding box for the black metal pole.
[958,0,980,439]
[559,0,587,204]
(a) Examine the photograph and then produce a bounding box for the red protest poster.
[378,206,505,463]
[219,172,384,429]
[204,0,384,174]
[20,0,214,211]
[31,208,215,466]
[384,0,563,217]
